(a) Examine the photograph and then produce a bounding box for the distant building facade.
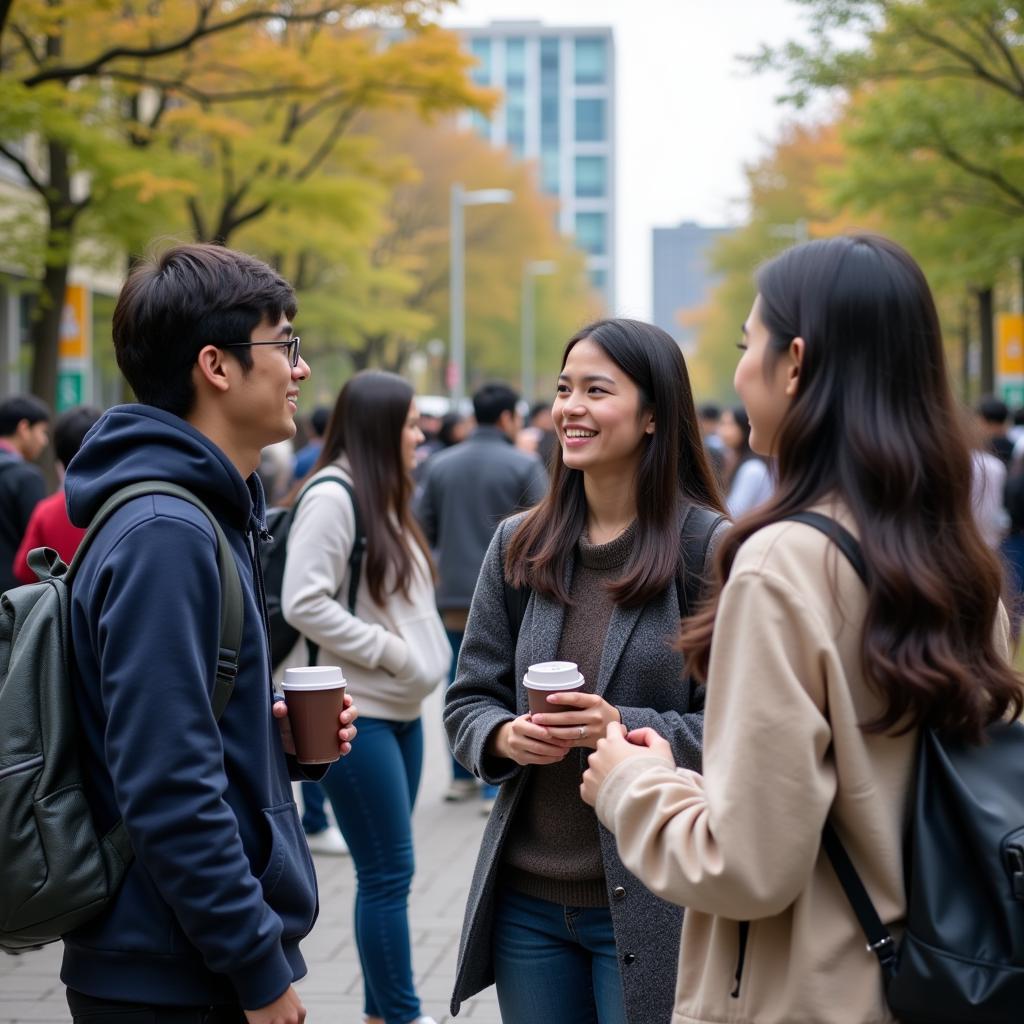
[652,221,733,352]
[457,20,616,309]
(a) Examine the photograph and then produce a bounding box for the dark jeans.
[320,715,424,1024]
[299,779,329,834]
[446,627,497,798]
[492,887,627,1024]
[66,990,244,1024]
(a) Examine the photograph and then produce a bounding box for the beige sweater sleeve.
[281,482,407,674]
[596,566,837,921]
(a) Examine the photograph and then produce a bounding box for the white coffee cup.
[282,666,347,763]
[523,660,585,714]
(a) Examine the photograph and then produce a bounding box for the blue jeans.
[320,716,424,1024]
[492,887,627,1024]
[446,627,497,798]
[300,780,329,834]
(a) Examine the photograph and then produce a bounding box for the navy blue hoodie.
[61,405,318,1008]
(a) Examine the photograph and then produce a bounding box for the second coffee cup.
[281,665,347,764]
[523,660,586,715]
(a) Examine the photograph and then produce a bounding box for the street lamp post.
[449,184,514,405]
[521,260,556,405]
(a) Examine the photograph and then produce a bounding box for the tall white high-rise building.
[457,21,616,310]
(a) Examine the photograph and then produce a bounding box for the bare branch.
[978,15,1024,97]
[901,16,1024,100]
[11,22,44,67]
[0,0,16,42]
[0,141,45,196]
[22,4,339,88]
[930,127,1024,210]
[103,68,328,105]
[295,103,359,181]
[188,196,207,240]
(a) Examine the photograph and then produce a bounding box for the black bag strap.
[502,504,728,643]
[676,504,729,619]
[65,480,243,721]
[780,511,897,978]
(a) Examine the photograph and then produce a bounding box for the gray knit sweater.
[500,522,635,906]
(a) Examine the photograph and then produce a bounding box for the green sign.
[56,370,84,412]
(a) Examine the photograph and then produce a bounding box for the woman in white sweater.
[282,371,451,1024]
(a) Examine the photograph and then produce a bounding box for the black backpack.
[0,481,242,953]
[262,474,365,668]
[787,511,1024,1024]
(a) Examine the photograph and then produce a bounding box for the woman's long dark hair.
[313,371,433,606]
[679,234,1023,743]
[506,318,725,607]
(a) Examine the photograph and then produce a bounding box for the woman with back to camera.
[582,236,1024,1024]
[282,371,451,1024]
[718,404,773,518]
[443,318,728,1024]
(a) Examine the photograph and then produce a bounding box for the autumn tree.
[269,107,598,392]
[0,1,489,412]
[753,0,1024,392]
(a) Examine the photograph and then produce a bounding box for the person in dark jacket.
[61,243,357,1024]
[0,393,50,592]
[416,383,547,809]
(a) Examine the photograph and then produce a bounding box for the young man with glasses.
[60,243,357,1024]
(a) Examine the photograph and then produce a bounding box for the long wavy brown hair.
[313,371,433,606]
[679,235,1023,744]
[506,318,725,607]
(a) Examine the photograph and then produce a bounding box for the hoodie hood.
[66,404,267,533]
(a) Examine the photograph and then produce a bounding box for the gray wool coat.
[444,513,718,1024]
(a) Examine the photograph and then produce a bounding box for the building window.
[574,37,607,85]
[540,37,560,193]
[575,155,606,198]
[470,110,491,140]
[505,37,526,157]
[541,148,560,195]
[574,98,606,143]
[469,38,491,85]
[588,268,608,292]
[575,212,607,255]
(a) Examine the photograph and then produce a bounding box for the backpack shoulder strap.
[293,474,365,614]
[66,481,243,721]
[778,512,895,973]
[676,504,729,618]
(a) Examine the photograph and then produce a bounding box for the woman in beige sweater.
[581,235,1024,1024]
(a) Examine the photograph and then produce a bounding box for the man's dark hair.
[529,401,551,422]
[976,395,1009,426]
[698,402,721,421]
[112,243,297,417]
[54,405,102,468]
[310,405,330,438]
[473,383,519,426]
[0,395,50,436]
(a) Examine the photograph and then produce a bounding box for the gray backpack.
[0,481,242,953]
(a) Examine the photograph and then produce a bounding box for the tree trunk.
[961,292,971,403]
[29,139,78,414]
[978,286,995,396]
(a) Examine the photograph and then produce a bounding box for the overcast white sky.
[436,0,816,318]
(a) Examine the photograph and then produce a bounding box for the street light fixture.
[449,184,515,404]
[521,260,556,405]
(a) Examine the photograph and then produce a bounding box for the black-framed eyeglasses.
[223,336,301,367]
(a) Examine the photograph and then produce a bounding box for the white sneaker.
[304,825,349,856]
[444,778,478,803]
[412,1017,439,1024]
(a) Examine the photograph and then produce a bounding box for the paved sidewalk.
[0,687,500,1023]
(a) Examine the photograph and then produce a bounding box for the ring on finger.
[578,725,586,739]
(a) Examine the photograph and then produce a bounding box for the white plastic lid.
[523,660,584,690]
[282,665,346,691]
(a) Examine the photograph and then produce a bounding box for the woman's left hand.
[580,725,675,807]
[531,691,622,748]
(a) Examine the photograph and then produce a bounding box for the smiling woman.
[443,318,728,1024]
